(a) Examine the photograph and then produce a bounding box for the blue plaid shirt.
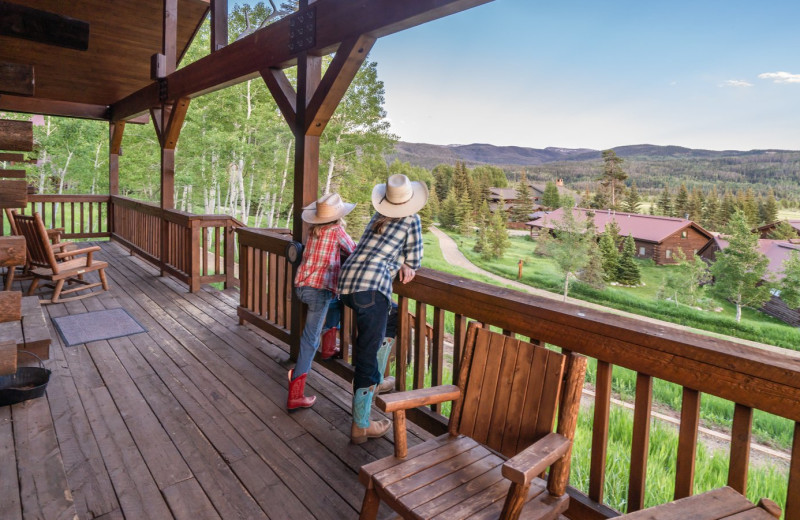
[338,213,423,302]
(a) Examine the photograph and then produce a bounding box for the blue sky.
[236,1,800,151]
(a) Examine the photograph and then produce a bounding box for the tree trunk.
[735,298,742,322]
[276,139,292,220]
[563,273,570,301]
[285,203,293,229]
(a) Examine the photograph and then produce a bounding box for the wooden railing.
[2,194,111,239]
[111,196,240,292]
[235,227,294,345]
[235,229,800,520]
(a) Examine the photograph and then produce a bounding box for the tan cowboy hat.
[371,174,429,218]
[301,193,356,224]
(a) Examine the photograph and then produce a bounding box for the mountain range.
[386,142,800,197]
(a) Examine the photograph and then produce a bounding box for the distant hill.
[386,142,800,197]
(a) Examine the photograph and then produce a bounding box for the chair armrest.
[377,385,461,413]
[502,432,571,486]
[46,228,65,242]
[55,245,101,261]
[52,241,75,252]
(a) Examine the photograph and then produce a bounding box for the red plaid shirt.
[294,224,356,294]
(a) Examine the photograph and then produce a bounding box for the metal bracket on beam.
[158,78,168,103]
[288,6,316,53]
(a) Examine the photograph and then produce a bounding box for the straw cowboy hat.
[301,193,356,224]
[371,174,429,218]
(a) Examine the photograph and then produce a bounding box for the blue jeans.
[294,286,334,378]
[341,291,397,390]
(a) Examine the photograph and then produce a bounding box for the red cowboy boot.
[320,327,340,359]
[287,369,316,410]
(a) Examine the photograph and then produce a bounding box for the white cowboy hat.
[371,174,429,218]
[301,193,356,224]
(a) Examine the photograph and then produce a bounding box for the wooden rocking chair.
[359,323,587,520]
[4,208,68,289]
[13,212,108,303]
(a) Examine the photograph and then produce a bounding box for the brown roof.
[0,0,208,119]
[756,220,800,236]
[529,207,714,244]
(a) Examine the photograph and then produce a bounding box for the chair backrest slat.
[451,325,567,457]
[13,213,59,272]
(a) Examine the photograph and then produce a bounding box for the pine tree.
[762,189,779,225]
[702,187,720,230]
[511,172,534,222]
[616,234,642,285]
[688,188,704,222]
[418,181,435,230]
[578,218,605,289]
[598,231,620,282]
[624,181,643,213]
[769,220,799,240]
[598,150,628,209]
[710,210,771,322]
[743,188,759,227]
[674,184,690,219]
[720,190,736,227]
[661,248,710,306]
[473,200,491,256]
[488,211,510,259]
[541,181,561,210]
[456,191,474,235]
[439,188,458,229]
[657,187,673,216]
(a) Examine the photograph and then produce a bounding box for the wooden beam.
[0,120,32,152]
[0,169,25,179]
[163,98,190,149]
[0,153,25,162]
[260,68,297,130]
[110,121,126,155]
[150,107,164,145]
[305,35,376,136]
[109,122,122,197]
[0,179,27,208]
[0,62,34,97]
[0,1,90,51]
[163,0,178,75]
[210,0,228,52]
[0,95,108,120]
[111,0,493,120]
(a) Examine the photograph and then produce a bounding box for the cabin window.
[639,247,646,256]
[681,231,688,238]
[666,249,672,259]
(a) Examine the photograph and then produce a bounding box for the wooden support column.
[108,121,125,237]
[210,0,228,52]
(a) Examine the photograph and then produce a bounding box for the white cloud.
[758,71,800,84]
[720,79,753,88]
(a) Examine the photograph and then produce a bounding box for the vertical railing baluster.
[452,314,467,384]
[786,422,800,519]
[395,295,409,391]
[728,403,754,494]
[628,372,653,512]
[675,387,701,499]
[431,307,445,413]
[589,360,613,503]
[413,302,427,391]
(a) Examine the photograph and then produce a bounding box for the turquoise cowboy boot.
[351,385,390,444]
[375,337,396,394]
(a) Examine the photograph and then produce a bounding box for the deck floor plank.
[1,241,429,519]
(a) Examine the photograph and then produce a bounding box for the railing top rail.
[395,267,800,422]
[28,194,111,203]
[236,226,294,255]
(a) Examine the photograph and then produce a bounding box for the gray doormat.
[52,308,146,347]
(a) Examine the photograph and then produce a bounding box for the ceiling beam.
[0,62,34,97]
[111,0,492,121]
[0,119,32,152]
[0,94,108,120]
[0,1,90,51]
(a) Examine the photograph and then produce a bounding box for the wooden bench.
[0,295,51,360]
[616,487,781,520]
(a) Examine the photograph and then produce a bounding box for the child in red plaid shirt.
[287,193,356,410]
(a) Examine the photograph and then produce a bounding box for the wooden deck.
[1,240,432,520]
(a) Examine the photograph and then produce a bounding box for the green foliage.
[780,251,800,309]
[511,172,533,222]
[761,189,779,225]
[541,181,561,210]
[487,211,510,259]
[769,220,799,240]
[598,150,628,209]
[656,187,673,217]
[710,211,772,322]
[536,208,593,300]
[659,248,710,306]
[456,191,474,235]
[598,232,620,282]
[616,234,642,285]
[674,183,690,218]
[624,181,643,213]
[579,230,606,290]
[439,188,458,229]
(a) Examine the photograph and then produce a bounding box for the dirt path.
[429,225,791,465]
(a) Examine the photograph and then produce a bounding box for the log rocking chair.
[13,212,109,304]
[358,323,587,520]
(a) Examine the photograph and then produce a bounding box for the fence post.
[225,220,236,289]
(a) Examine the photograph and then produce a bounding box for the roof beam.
[0,94,108,120]
[0,1,90,51]
[111,0,492,120]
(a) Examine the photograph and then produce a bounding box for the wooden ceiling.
[0,0,209,119]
